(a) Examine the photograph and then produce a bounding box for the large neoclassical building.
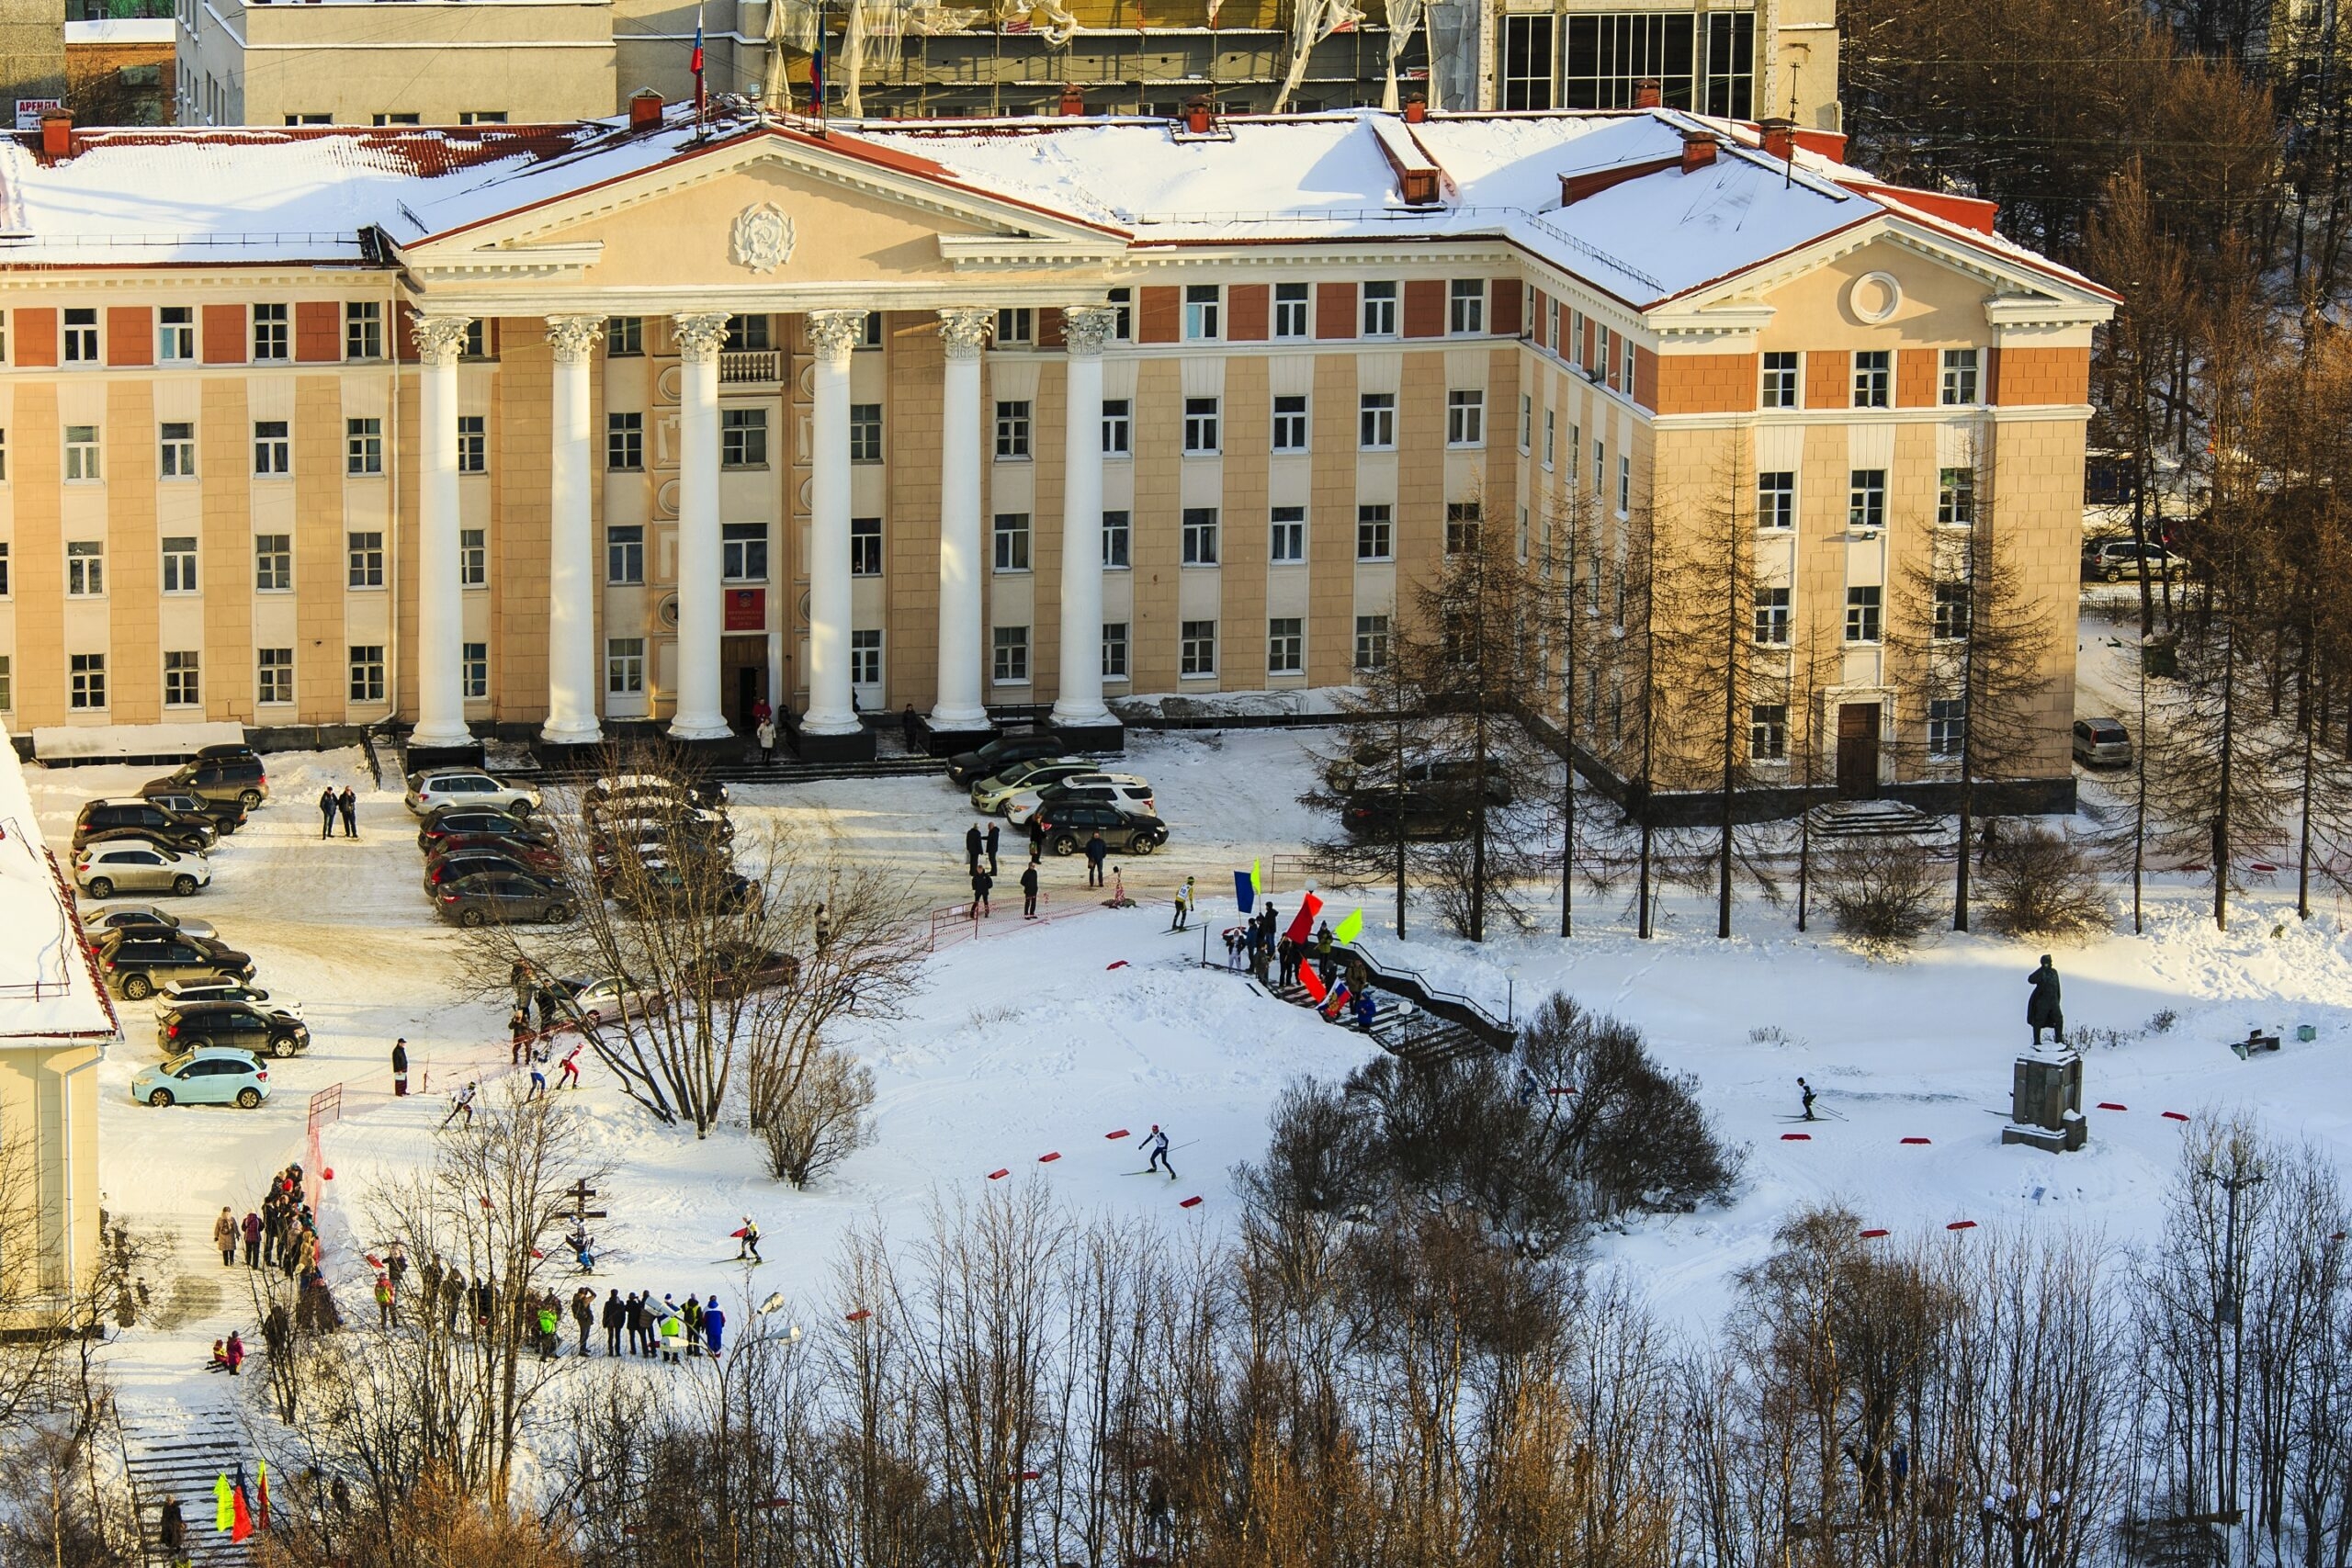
[0,97,2109,787]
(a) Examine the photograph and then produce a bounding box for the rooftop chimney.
[40,107,72,160]
[1633,78,1661,110]
[1679,129,1717,174]
[1183,95,1213,134]
[628,89,663,130]
[1404,93,1427,124]
[1059,84,1085,116]
[1758,117,1796,163]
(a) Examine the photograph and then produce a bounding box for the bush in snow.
[1980,823,2109,940]
[760,1043,876,1189]
[1819,837,1939,954]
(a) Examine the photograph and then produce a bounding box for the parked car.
[1003,774,1156,828]
[588,809,733,859]
[158,999,310,1058]
[74,841,210,899]
[424,851,548,891]
[1340,780,1507,840]
[613,864,763,917]
[2083,539,2173,582]
[417,809,560,853]
[427,834,566,875]
[970,756,1094,814]
[156,978,298,1016]
[548,974,663,1026]
[585,773,728,812]
[94,930,254,999]
[79,903,218,944]
[72,797,215,854]
[2073,716,2133,768]
[131,1047,270,1110]
[404,770,543,818]
[164,753,269,810]
[435,872,577,928]
[1328,750,1515,803]
[705,943,802,998]
[136,783,248,833]
[1035,802,1166,856]
[946,731,1070,786]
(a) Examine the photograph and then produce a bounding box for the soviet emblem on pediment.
[730,202,797,275]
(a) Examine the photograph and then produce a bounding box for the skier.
[1799,1077,1817,1122]
[557,1043,582,1090]
[526,1050,547,1100]
[814,903,832,953]
[441,1081,478,1130]
[565,1226,594,1272]
[1170,877,1194,932]
[2027,955,2064,1046]
[737,1215,763,1262]
[1144,1124,1177,1180]
[390,1037,409,1097]
[1516,1064,1542,1104]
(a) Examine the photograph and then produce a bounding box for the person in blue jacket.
[703,1296,726,1357]
[1353,988,1377,1032]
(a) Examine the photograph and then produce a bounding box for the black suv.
[947,732,1070,786]
[158,1000,309,1058]
[1035,802,1166,856]
[137,783,248,833]
[95,930,255,999]
[418,810,560,853]
[73,798,216,854]
[166,753,268,809]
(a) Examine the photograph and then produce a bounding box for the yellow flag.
[1334,908,1364,944]
[1251,859,1263,893]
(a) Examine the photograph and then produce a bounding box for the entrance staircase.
[1805,798,1937,841]
[121,1404,252,1565]
[1259,979,1490,1066]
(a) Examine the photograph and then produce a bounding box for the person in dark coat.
[970,867,993,918]
[338,785,358,839]
[985,821,1001,875]
[602,1288,626,1356]
[1020,863,1040,919]
[318,786,338,840]
[901,703,922,754]
[965,822,984,874]
[1083,830,1108,886]
[241,1210,262,1268]
[1029,814,1046,864]
[571,1286,595,1354]
[390,1037,409,1097]
[2027,956,2064,1045]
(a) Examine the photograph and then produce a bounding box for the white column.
[933,307,993,729]
[543,315,605,745]
[802,309,867,737]
[412,316,472,748]
[669,312,731,740]
[1052,305,1117,729]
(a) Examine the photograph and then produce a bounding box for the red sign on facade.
[724,588,765,631]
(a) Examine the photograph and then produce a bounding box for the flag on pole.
[1251,858,1263,894]
[1299,964,1328,1003]
[1323,981,1351,1019]
[692,5,707,124]
[1233,871,1254,913]
[810,0,827,110]
[1333,908,1363,944]
[256,1461,271,1530]
[1283,892,1322,946]
[230,1483,254,1542]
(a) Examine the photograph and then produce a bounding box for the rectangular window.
[995,400,1031,459]
[1183,397,1221,454]
[723,313,771,351]
[1758,471,1795,530]
[158,305,195,362]
[462,321,487,359]
[1181,619,1217,677]
[1269,505,1306,563]
[456,415,486,475]
[1446,389,1485,447]
[1938,467,1976,527]
[0,428,8,483]
[721,408,767,468]
[1268,616,1304,675]
[1359,392,1396,449]
[1562,11,1755,115]
[1102,511,1131,570]
[1102,621,1129,679]
[1845,585,1883,644]
[606,637,646,694]
[850,628,882,686]
[605,316,643,355]
[1183,284,1222,341]
[254,420,289,477]
[1102,399,1131,457]
[66,539,104,596]
[850,515,882,577]
[256,648,293,705]
[1519,394,1532,452]
[1501,11,1556,108]
[0,654,11,710]
[64,425,99,482]
[1445,501,1481,554]
[722,522,769,581]
[344,301,382,360]
[1272,394,1309,453]
[1934,581,1973,641]
[1593,438,1605,494]
[347,530,384,588]
[1356,504,1393,560]
[1749,703,1788,761]
[1182,507,1220,566]
[345,417,382,475]
[254,534,291,592]
[1107,288,1132,342]
[458,526,486,588]
[0,542,11,595]
[161,535,198,594]
[1362,281,1399,336]
[994,308,1033,344]
[1543,409,1555,468]
[607,525,643,584]
[1753,586,1790,646]
[251,303,288,362]
[1940,348,1980,406]
[1617,456,1632,514]
[993,513,1031,572]
[605,412,643,470]
[348,645,385,703]
[1849,469,1886,531]
[459,642,487,700]
[1449,278,1487,334]
[62,308,97,363]
[849,402,883,463]
[159,421,197,479]
[1761,350,1799,408]
[1929,697,1966,757]
[1852,350,1890,409]
[458,110,506,125]
[69,652,106,710]
[1355,613,1390,670]
[992,625,1029,682]
[1273,282,1310,338]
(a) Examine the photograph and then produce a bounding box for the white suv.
[1003,773,1155,827]
[404,770,544,818]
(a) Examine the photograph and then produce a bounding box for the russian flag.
[691,7,704,75]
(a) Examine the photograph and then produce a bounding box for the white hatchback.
[1002,773,1156,827]
[405,770,544,818]
[74,841,211,899]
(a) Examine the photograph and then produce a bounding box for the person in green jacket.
[658,1306,685,1364]
[536,1300,560,1360]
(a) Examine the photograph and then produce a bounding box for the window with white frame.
[158,306,195,362]
[1543,409,1555,468]
[69,652,106,709]
[994,308,1033,344]
[1758,470,1795,530]
[1593,437,1605,493]
[1616,455,1631,514]
[1938,467,1975,527]
[1102,399,1130,457]
[992,625,1029,682]
[995,400,1031,459]
[1269,505,1306,563]
[1107,288,1132,341]
[1928,697,1965,757]
[1849,469,1886,531]
[606,412,642,470]
[851,516,882,576]
[345,301,382,360]
[1102,511,1130,569]
[1622,333,1636,390]
[607,524,643,584]
[65,539,103,596]
[850,628,882,686]
[345,417,382,475]
[1268,616,1304,674]
[457,415,486,474]
[1446,389,1485,447]
[254,420,289,477]
[252,304,288,361]
[1445,501,1481,554]
[1749,703,1788,761]
[605,316,643,355]
[1519,394,1532,451]
[1761,350,1799,408]
[1182,397,1220,454]
[1753,586,1790,646]
[1934,581,1973,641]
[1183,284,1221,341]
[1852,350,1891,408]
[1362,281,1399,336]
[0,429,9,482]
[1449,278,1486,334]
[1182,507,1219,565]
[1356,504,1392,560]
[64,424,99,481]
[1180,619,1217,677]
[161,535,198,594]
[724,314,771,351]
[461,641,487,700]
[62,308,96,363]
[1355,613,1390,670]
[721,408,767,468]
[1102,622,1129,679]
[1940,348,1980,406]
[1845,585,1883,643]
[993,513,1030,572]
[0,655,12,710]
[1273,282,1310,338]
[1358,392,1396,449]
[159,422,196,479]
[722,522,768,581]
[458,527,486,587]
[347,645,385,703]
[254,534,290,592]
[850,402,882,462]
[347,530,384,588]
[606,637,645,695]
[256,648,293,705]
[1272,394,1308,452]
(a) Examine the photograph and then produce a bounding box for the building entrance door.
[722,637,768,733]
[1836,703,1882,798]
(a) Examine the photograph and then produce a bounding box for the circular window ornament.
[1849,271,1903,324]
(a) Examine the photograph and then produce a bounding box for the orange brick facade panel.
[15,308,54,367]
[1136,287,1179,344]
[294,301,340,363]
[1226,283,1269,342]
[1650,352,1760,415]
[1316,282,1355,340]
[1895,348,1938,407]
[1996,346,2089,406]
[106,307,151,367]
[1804,349,1847,410]
[1488,278,1521,336]
[1531,289,1549,348]
[1401,278,1444,338]
[202,304,243,364]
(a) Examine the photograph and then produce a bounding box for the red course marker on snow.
[2163,1111,2191,1122]
[1016,1471,1041,1483]
[1901,1137,1932,1145]
[1038,1152,1061,1163]
[1859,1228,1891,1239]
[1547,1086,1575,1096]
[987,1168,1010,1180]
[1946,1220,1978,1232]
[844,1309,871,1323]
[2098,1101,2129,1111]
[1106,960,1130,970]
[1105,1128,1130,1139]
[1179,1195,1204,1209]
[2251,861,2280,874]
[1781,1133,1812,1141]
[321,1168,334,1180]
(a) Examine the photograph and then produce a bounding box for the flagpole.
[693,1,707,129]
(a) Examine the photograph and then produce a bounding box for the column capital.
[1064,305,1119,357]
[807,309,867,367]
[413,315,470,367]
[937,307,994,361]
[673,311,731,364]
[546,314,605,365]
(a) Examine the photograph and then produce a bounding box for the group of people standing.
[315,784,360,839]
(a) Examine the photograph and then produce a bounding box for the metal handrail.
[1345,936,1513,1047]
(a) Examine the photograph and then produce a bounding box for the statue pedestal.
[2002,1050,2086,1153]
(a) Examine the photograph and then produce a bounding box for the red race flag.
[1284,894,1323,946]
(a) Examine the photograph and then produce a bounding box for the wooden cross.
[566,1179,608,1224]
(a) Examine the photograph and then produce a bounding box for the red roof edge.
[1792,128,1848,163]
[1840,178,1999,235]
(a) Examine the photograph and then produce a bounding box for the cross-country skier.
[1798,1077,1816,1122]
[1144,1124,1177,1180]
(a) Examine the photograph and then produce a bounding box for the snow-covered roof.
[0,105,2113,310]
[62,17,175,44]
[0,726,120,1044]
